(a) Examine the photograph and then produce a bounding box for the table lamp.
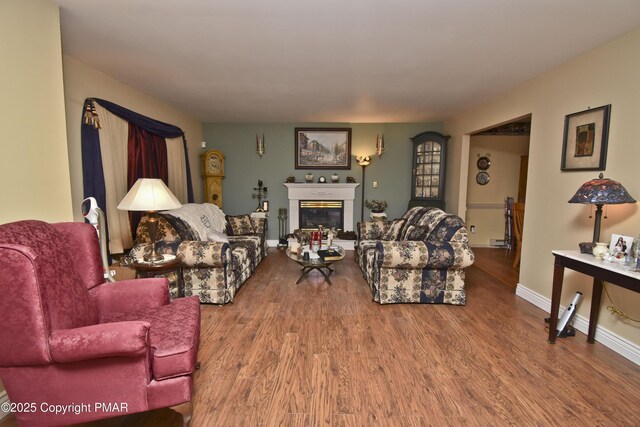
[568,173,636,250]
[117,178,182,262]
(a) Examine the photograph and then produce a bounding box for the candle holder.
[252,180,268,212]
[256,134,265,157]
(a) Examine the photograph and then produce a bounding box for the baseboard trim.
[0,390,9,420]
[516,283,640,365]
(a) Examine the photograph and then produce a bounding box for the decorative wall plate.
[477,156,491,170]
[476,171,490,185]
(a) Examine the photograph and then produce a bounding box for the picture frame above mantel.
[295,127,351,169]
[561,104,611,171]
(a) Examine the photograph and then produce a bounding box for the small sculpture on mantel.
[252,180,268,212]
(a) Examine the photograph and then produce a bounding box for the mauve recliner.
[0,220,200,426]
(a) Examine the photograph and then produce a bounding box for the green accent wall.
[203,122,442,240]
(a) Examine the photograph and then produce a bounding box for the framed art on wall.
[295,128,351,169]
[561,104,611,171]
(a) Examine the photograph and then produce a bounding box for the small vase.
[331,173,339,183]
[592,242,608,259]
[305,173,314,183]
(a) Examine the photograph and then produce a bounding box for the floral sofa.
[129,203,267,304]
[356,206,474,305]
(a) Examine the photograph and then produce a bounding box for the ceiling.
[53,0,640,123]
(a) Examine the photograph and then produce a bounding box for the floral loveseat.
[129,203,267,304]
[357,206,474,305]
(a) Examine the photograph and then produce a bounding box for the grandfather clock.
[200,149,224,208]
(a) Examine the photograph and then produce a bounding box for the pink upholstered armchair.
[0,220,200,427]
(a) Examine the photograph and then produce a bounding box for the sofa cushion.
[100,296,200,381]
[226,214,256,235]
[382,219,406,240]
[403,225,430,241]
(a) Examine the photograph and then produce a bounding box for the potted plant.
[365,199,387,213]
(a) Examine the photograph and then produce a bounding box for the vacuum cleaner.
[555,291,582,337]
[81,197,115,282]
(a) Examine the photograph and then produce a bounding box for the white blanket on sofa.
[164,203,227,240]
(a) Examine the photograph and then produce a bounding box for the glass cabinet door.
[409,131,449,210]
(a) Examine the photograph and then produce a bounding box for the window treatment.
[81,98,194,253]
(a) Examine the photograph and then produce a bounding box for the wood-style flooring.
[1,248,639,426]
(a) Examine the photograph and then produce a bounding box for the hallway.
[472,247,519,289]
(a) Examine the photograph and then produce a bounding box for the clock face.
[318,176,327,183]
[476,171,490,185]
[477,156,491,170]
[207,155,222,175]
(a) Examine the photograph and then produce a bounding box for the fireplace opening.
[299,200,344,231]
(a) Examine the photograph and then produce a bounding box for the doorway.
[464,116,531,288]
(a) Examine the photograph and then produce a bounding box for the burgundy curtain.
[127,124,169,236]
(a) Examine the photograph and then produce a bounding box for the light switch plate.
[373,181,378,188]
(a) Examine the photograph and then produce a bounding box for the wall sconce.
[256,134,265,157]
[376,134,385,157]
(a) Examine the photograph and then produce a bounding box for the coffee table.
[286,245,345,285]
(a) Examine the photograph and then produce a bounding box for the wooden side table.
[132,254,185,298]
[549,250,640,344]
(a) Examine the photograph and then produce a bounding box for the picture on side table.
[295,128,351,169]
[561,104,611,171]
[608,233,633,262]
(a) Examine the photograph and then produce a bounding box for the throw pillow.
[226,214,256,236]
[404,224,429,241]
[382,219,406,241]
[206,230,229,243]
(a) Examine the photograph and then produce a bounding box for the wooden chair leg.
[513,246,521,268]
[170,401,192,427]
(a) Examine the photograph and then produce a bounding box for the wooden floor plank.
[1,248,639,427]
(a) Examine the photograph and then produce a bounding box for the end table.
[132,254,185,298]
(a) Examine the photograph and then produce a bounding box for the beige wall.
[445,29,640,346]
[0,0,72,223]
[62,56,204,221]
[466,135,529,247]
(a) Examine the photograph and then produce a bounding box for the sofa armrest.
[377,241,429,269]
[421,241,474,269]
[358,220,389,241]
[90,279,170,317]
[49,321,150,363]
[177,241,230,268]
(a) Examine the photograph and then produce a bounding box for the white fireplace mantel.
[283,183,360,232]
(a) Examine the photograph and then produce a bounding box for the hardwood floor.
[472,247,519,289]
[2,248,639,426]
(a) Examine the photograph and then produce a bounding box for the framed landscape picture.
[561,104,611,171]
[295,128,351,169]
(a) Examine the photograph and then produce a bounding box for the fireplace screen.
[299,200,344,231]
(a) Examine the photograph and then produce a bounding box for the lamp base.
[143,249,164,263]
[144,211,163,263]
[578,242,595,254]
